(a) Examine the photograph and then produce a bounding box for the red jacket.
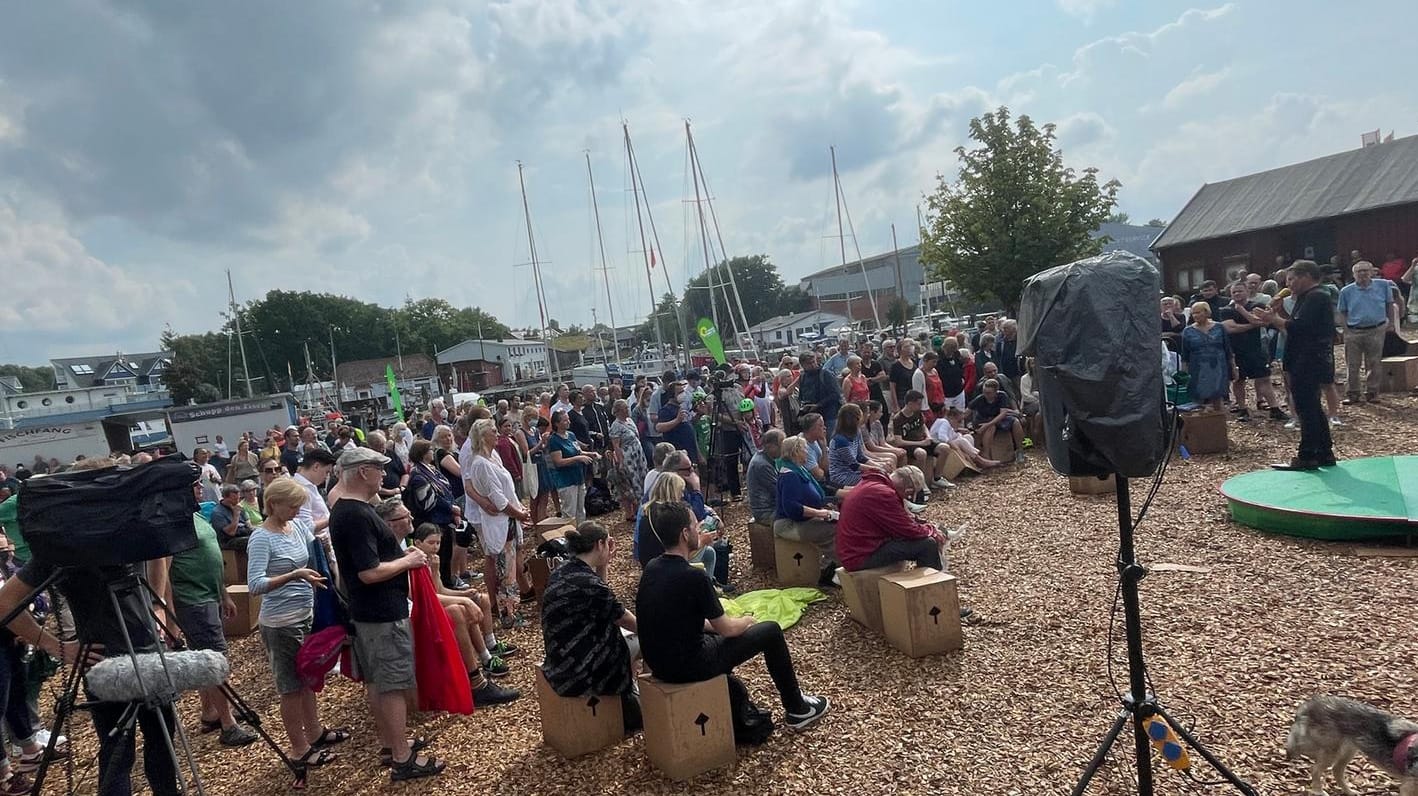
[836,469,936,571]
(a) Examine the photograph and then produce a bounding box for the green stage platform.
[1219,456,1418,541]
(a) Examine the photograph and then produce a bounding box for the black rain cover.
[18,458,200,568]
[1017,251,1166,478]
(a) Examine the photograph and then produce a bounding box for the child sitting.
[928,407,1003,471]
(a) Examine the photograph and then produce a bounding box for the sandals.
[14,743,70,775]
[390,753,445,782]
[293,747,337,768]
[378,736,430,767]
[311,727,350,748]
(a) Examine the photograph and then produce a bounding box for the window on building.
[41,398,52,407]
[71,364,94,375]
[775,330,782,340]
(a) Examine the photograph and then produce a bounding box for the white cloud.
[1161,67,1232,109]
[1056,0,1118,20]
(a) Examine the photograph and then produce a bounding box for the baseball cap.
[337,446,389,471]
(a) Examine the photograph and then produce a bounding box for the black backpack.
[726,673,775,745]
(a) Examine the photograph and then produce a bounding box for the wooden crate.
[878,568,963,658]
[534,666,624,758]
[747,521,776,573]
[773,537,821,587]
[639,674,735,781]
[1068,474,1117,495]
[1381,356,1418,391]
[222,585,260,637]
[837,562,909,634]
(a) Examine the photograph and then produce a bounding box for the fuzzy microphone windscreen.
[85,650,230,703]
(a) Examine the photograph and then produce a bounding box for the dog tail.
[1284,713,1307,760]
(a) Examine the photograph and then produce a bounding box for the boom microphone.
[85,650,230,702]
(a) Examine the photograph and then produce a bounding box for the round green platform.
[1219,456,1418,541]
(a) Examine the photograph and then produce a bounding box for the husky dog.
[1286,695,1418,796]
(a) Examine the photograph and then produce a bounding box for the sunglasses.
[261,467,281,474]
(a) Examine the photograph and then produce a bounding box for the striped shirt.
[246,519,315,628]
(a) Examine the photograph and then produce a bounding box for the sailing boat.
[585,151,622,374]
[623,121,687,374]
[829,145,882,331]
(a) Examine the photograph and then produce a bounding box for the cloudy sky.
[2,0,1414,365]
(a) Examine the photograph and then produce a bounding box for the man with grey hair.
[329,449,444,781]
[746,429,785,525]
[210,482,254,551]
[823,337,852,378]
[1337,260,1398,404]
[580,384,611,452]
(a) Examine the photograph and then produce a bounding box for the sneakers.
[473,681,520,706]
[1235,408,1250,422]
[483,655,511,678]
[1329,416,1344,427]
[1269,407,1290,422]
[785,694,831,731]
[932,478,954,489]
[219,724,258,747]
[905,500,927,514]
[489,640,520,659]
[1283,419,1297,430]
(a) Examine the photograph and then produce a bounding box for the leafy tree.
[634,293,685,348]
[1146,218,1168,228]
[0,365,54,392]
[886,298,912,332]
[920,107,1120,314]
[681,255,807,332]
[160,329,230,404]
[1105,211,1131,224]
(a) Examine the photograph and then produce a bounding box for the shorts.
[259,619,311,695]
[998,415,1016,432]
[921,441,944,457]
[455,524,475,548]
[944,392,967,412]
[175,602,227,654]
[351,618,416,694]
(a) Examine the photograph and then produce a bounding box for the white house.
[436,338,550,391]
[747,310,852,350]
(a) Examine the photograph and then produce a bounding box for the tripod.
[1070,477,1257,796]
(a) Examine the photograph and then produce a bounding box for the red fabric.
[962,358,977,399]
[409,566,474,715]
[924,370,945,407]
[495,435,523,480]
[1380,258,1407,282]
[295,625,348,693]
[836,469,936,571]
[844,373,870,402]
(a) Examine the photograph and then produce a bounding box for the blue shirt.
[658,401,698,461]
[823,352,850,378]
[1337,279,1394,327]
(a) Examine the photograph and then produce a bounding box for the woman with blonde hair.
[246,477,344,784]
[1180,300,1235,410]
[467,418,532,627]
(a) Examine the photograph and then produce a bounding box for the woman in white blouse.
[468,418,533,628]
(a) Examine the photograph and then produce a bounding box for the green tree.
[1146,218,1168,228]
[160,329,229,404]
[0,365,55,392]
[682,255,808,331]
[886,298,912,332]
[920,107,1120,314]
[635,293,684,347]
[1105,211,1131,224]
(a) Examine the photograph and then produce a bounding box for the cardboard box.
[1405,338,1418,357]
[534,516,574,530]
[773,536,821,587]
[1178,408,1228,455]
[747,521,776,573]
[941,447,981,481]
[540,525,575,545]
[837,562,909,634]
[877,568,963,658]
[1068,474,1116,495]
[1381,356,1418,391]
[222,585,260,637]
[534,666,624,758]
[639,674,735,781]
[972,429,1017,462]
[222,548,247,586]
[528,557,559,598]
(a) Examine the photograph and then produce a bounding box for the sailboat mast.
[891,222,905,331]
[517,161,556,383]
[831,146,854,325]
[832,147,882,330]
[227,269,253,397]
[585,151,621,369]
[685,120,724,349]
[623,123,668,371]
[688,128,759,361]
[625,122,690,370]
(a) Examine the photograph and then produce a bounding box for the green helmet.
[738,398,755,413]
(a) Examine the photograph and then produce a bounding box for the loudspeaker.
[1017,251,1166,478]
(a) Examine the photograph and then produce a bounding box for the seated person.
[1017,358,1041,418]
[797,412,831,486]
[634,473,718,579]
[858,400,904,469]
[774,437,840,589]
[970,361,1016,404]
[889,390,952,489]
[642,442,678,501]
[745,429,784,526]
[968,379,1024,462]
[541,522,641,735]
[929,408,1002,470]
[827,404,874,487]
[210,483,254,551]
[409,524,520,682]
[635,501,829,730]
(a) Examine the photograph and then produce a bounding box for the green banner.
[696,318,727,365]
[385,364,404,421]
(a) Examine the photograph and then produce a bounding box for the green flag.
[385,364,404,421]
[697,317,727,365]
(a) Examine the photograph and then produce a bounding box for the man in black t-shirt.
[968,379,1023,462]
[889,390,951,488]
[858,341,888,407]
[1261,260,1335,469]
[935,338,968,409]
[329,447,444,782]
[635,501,829,731]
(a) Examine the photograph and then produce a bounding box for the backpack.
[726,673,774,745]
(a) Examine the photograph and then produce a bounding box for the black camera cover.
[18,458,200,567]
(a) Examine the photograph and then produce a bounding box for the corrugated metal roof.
[1152,134,1418,250]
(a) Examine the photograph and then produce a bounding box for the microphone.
[85,650,230,703]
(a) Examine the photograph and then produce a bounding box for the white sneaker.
[1329,416,1344,427]
[905,500,927,514]
[1283,419,1297,430]
[932,478,955,489]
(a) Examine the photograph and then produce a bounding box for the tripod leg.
[1156,706,1259,796]
[29,640,89,796]
[1070,708,1132,796]
[218,684,300,777]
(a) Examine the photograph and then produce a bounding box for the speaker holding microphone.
[1017,251,1167,478]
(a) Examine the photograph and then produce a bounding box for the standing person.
[995,320,1021,383]
[1180,302,1234,411]
[430,425,468,588]
[935,337,969,411]
[911,350,946,420]
[246,479,342,786]
[327,449,444,782]
[223,438,260,485]
[859,341,889,409]
[1262,261,1336,470]
[467,419,533,629]
[1220,282,1288,422]
[796,353,842,439]
[546,411,598,526]
[607,400,648,524]
[404,441,460,590]
[823,337,852,378]
[280,428,302,475]
[540,522,641,735]
[579,385,612,453]
[636,501,830,730]
[840,356,870,404]
[888,340,917,409]
[292,449,338,537]
[521,410,555,524]
[1336,260,1398,404]
[194,448,222,502]
[655,382,699,462]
